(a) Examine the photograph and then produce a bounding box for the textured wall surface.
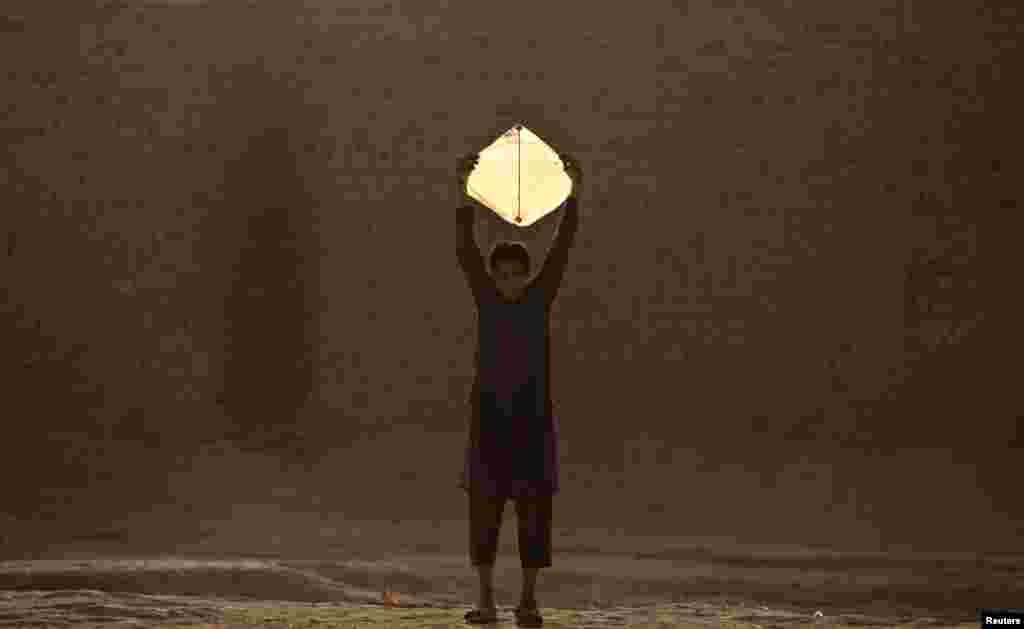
[1,0,1019,552]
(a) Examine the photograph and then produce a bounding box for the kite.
[465,124,573,227]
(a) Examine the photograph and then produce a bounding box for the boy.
[455,151,581,626]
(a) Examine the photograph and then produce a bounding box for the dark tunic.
[457,198,579,497]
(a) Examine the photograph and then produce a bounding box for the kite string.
[517,125,521,222]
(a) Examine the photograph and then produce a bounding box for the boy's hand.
[560,153,583,189]
[457,152,479,186]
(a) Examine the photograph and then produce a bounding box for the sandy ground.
[0,548,1010,628]
[1,502,1017,627]
[1,586,971,629]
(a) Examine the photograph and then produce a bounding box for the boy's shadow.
[203,64,322,454]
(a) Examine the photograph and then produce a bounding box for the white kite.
[465,124,573,227]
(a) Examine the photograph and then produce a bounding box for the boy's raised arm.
[533,195,579,307]
[534,154,582,307]
[457,204,490,297]
[455,153,491,301]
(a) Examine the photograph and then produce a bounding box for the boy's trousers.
[468,490,553,568]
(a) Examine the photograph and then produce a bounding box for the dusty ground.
[1,502,1016,627]
[0,549,1008,628]
[0,586,977,628]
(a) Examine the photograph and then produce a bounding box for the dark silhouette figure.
[455,152,580,625]
[0,125,107,519]
[190,59,324,455]
[217,125,317,452]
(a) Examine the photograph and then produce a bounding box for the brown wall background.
[1,0,1020,553]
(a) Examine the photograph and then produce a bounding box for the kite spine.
[516,125,521,223]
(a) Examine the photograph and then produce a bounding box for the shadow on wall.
[198,62,322,454]
[0,128,109,517]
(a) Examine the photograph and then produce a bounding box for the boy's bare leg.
[476,564,496,610]
[519,567,539,610]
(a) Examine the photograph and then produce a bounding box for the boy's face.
[492,258,529,302]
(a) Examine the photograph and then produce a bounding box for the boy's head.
[489,241,531,302]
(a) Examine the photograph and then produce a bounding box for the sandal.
[464,607,499,624]
[514,606,544,627]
